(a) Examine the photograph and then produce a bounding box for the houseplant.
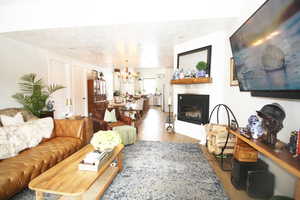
[113,90,121,97]
[12,73,64,117]
[196,61,208,77]
[113,90,124,103]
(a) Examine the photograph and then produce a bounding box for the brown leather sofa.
[0,108,92,199]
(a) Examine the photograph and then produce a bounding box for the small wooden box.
[234,139,258,162]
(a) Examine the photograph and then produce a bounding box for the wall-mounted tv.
[230,0,300,99]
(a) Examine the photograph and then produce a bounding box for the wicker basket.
[234,139,258,162]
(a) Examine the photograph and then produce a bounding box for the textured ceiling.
[1,19,235,68]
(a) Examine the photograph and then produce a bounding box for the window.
[143,78,157,94]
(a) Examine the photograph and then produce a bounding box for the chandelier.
[117,60,139,81]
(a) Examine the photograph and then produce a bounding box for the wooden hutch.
[87,79,107,118]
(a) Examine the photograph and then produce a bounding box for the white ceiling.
[1,19,236,68]
[0,0,266,69]
[0,0,245,33]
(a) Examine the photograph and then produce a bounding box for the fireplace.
[177,94,209,125]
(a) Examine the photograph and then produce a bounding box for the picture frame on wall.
[230,57,239,86]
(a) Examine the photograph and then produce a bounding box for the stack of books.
[288,130,300,157]
[78,150,110,171]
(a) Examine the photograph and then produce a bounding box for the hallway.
[137,106,198,143]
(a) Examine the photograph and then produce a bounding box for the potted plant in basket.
[196,61,208,77]
[12,73,64,118]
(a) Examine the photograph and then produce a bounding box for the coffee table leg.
[36,191,43,200]
[117,152,123,172]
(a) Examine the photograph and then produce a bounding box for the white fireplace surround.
[173,31,227,142]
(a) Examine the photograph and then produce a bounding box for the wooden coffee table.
[29,144,124,200]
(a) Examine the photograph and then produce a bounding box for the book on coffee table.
[79,151,110,171]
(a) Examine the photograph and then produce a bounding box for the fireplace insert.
[177,94,209,125]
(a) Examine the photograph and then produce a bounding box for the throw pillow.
[104,109,117,123]
[0,112,24,126]
[23,117,54,146]
[0,117,54,159]
[0,125,28,159]
[0,127,16,159]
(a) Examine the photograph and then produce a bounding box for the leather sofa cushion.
[0,137,82,199]
[54,119,84,139]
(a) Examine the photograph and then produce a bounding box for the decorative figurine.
[256,103,286,146]
[238,127,251,139]
[230,120,238,131]
[287,130,298,155]
[179,68,185,79]
[46,100,55,111]
[184,69,192,78]
[246,115,264,139]
[191,69,196,78]
[173,69,180,80]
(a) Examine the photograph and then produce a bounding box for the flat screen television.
[230,0,300,99]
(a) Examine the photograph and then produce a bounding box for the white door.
[71,65,87,116]
[48,59,70,119]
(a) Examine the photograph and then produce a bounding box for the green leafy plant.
[12,73,64,117]
[196,61,208,71]
[113,90,121,96]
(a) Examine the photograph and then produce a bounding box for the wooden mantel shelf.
[170,77,212,85]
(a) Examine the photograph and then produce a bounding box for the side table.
[39,111,54,118]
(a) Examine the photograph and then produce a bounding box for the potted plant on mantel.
[12,73,64,118]
[196,61,208,77]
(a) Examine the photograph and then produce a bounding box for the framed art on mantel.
[230,57,239,86]
[177,45,212,77]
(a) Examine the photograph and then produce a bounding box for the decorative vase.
[46,100,54,111]
[191,69,196,78]
[184,70,192,78]
[179,68,185,79]
[196,70,206,77]
[173,69,180,80]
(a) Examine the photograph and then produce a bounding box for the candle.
[168,97,172,105]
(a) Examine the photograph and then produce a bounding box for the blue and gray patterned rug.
[11,141,228,200]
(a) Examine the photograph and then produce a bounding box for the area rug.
[11,141,229,200]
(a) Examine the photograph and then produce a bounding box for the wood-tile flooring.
[137,106,198,143]
[136,106,252,200]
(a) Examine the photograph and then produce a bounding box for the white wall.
[0,36,49,109]
[173,1,297,196]
[0,36,113,118]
